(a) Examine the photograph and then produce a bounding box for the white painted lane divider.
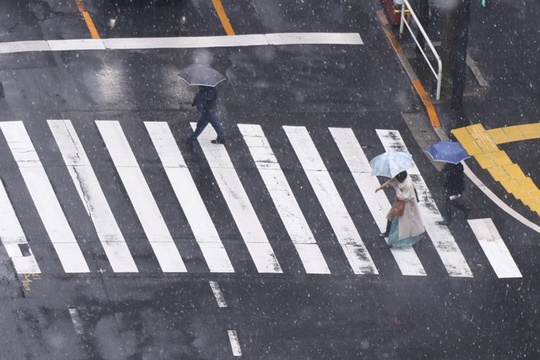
[145,122,234,273]
[330,127,426,276]
[96,121,187,273]
[209,281,228,308]
[228,329,242,357]
[376,129,473,277]
[239,124,331,274]
[0,178,40,274]
[284,126,378,275]
[192,123,282,273]
[468,218,522,278]
[0,33,363,54]
[0,122,89,273]
[69,308,84,336]
[49,120,138,273]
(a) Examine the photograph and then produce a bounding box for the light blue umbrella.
[370,151,414,178]
[426,141,470,164]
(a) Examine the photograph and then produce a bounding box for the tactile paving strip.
[452,123,540,215]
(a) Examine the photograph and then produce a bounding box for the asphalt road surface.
[0,0,538,359]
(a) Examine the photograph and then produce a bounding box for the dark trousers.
[189,112,225,141]
[445,196,468,222]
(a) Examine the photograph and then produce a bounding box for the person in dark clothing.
[442,162,470,223]
[187,86,225,144]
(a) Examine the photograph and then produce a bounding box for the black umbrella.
[177,64,227,87]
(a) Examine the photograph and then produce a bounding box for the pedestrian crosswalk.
[0,120,523,279]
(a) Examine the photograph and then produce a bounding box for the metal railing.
[399,0,442,100]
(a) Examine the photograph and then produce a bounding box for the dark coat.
[443,163,465,196]
[192,86,218,113]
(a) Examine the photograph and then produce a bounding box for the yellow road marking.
[21,273,41,292]
[212,0,235,36]
[452,124,540,216]
[75,0,100,39]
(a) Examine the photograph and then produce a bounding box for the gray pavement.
[395,0,540,225]
[0,0,538,359]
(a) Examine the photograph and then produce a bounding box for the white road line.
[283,126,378,275]
[468,219,522,278]
[0,33,363,54]
[228,330,242,357]
[192,123,282,273]
[49,120,138,273]
[145,122,234,273]
[330,127,426,276]
[209,281,228,308]
[376,129,473,277]
[0,178,40,274]
[0,122,89,273]
[463,163,540,234]
[238,124,331,274]
[68,308,84,336]
[96,121,186,273]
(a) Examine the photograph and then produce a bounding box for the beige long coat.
[386,174,425,241]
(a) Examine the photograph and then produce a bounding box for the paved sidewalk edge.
[376,9,540,233]
[376,10,441,128]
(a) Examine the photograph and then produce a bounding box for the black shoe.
[379,232,389,238]
[211,138,225,144]
[437,220,450,226]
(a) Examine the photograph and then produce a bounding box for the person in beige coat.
[375,171,425,248]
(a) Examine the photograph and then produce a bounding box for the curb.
[375,10,441,128]
[376,9,540,233]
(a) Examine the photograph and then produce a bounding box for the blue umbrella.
[370,151,414,178]
[426,141,470,164]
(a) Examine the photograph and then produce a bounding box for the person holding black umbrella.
[187,85,225,145]
[178,63,227,145]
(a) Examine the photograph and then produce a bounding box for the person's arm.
[375,179,393,193]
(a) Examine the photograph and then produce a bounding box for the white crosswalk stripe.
[0,121,89,273]
[0,120,522,279]
[376,129,473,277]
[145,122,234,273]
[96,120,187,273]
[284,126,378,275]
[238,124,330,274]
[191,122,282,273]
[0,178,40,274]
[468,218,522,278]
[49,120,138,273]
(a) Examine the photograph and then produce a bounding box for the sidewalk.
[378,0,540,228]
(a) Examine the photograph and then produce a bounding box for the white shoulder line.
[0,33,363,54]
[463,163,540,233]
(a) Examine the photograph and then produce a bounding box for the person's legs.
[208,113,225,143]
[188,114,210,141]
[379,220,392,238]
[450,199,471,219]
[444,197,453,223]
